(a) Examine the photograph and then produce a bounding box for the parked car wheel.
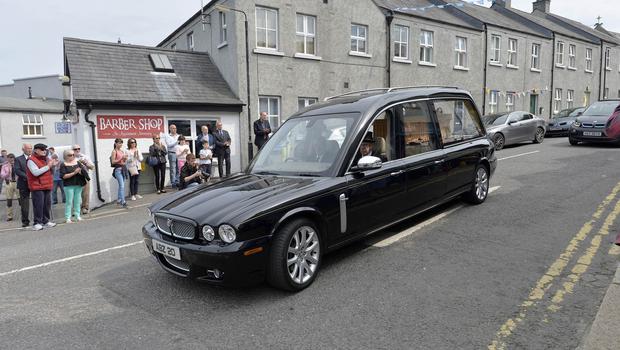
[267,218,322,291]
[464,165,489,205]
[493,133,505,150]
[533,127,545,143]
[569,137,579,146]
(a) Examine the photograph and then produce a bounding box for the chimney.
[495,0,511,7]
[533,0,550,13]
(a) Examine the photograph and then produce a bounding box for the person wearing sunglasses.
[111,138,128,207]
[148,134,168,194]
[60,149,88,222]
[73,144,94,215]
[126,138,143,200]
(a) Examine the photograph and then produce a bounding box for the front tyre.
[267,218,321,291]
[464,165,489,205]
[533,127,545,143]
[493,133,505,150]
[569,137,579,146]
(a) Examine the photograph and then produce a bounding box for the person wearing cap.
[14,143,33,227]
[0,153,17,221]
[26,143,58,231]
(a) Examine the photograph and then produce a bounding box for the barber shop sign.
[96,115,164,139]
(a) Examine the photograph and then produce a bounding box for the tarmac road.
[0,137,618,349]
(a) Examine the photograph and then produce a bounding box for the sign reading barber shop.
[96,115,164,139]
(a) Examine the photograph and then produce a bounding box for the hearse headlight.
[218,224,236,243]
[202,225,216,241]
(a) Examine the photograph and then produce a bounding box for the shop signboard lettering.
[97,115,164,139]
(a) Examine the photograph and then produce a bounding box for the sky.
[0,0,618,85]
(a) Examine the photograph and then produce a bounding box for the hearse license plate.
[153,239,181,260]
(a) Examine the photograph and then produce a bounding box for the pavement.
[580,257,620,350]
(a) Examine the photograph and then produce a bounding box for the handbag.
[147,155,159,167]
[128,163,139,176]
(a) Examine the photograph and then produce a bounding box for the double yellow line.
[488,181,620,350]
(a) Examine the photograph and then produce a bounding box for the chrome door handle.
[434,159,445,165]
[390,170,404,176]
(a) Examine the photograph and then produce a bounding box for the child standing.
[198,139,212,180]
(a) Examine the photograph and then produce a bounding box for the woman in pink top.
[110,138,128,207]
[176,135,191,169]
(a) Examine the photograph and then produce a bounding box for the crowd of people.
[0,143,93,230]
[0,115,272,229]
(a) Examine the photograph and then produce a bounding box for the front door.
[530,94,538,115]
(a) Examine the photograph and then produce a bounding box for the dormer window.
[149,54,174,73]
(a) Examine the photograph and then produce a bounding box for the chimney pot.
[533,0,550,13]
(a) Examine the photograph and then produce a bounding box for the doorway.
[529,94,538,115]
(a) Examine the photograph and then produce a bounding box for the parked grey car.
[546,107,585,137]
[482,111,546,150]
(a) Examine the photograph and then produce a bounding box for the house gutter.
[549,33,556,118]
[386,10,394,87]
[83,104,105,203]
[599,42,606,100]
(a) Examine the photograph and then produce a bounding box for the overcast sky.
[0,0,618,85]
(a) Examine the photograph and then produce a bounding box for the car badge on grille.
[167,218,174,233]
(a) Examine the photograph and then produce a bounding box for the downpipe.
[84,104,105,203]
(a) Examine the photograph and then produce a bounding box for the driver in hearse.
[353,131,387,165]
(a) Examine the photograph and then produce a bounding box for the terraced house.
[156,0,619,167]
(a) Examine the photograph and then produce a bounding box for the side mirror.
[576,112,583,116]
[357,156,382,170]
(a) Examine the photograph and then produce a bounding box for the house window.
[219,12,227,45]
[605,47,611,70]
[455,36,467,68]
[507,38,517,66]
[187,32,194,51]
[567,90,574,108]
[256,7,278,50]
[554,88,562,114]
[531,43,540,70]
[171,43,177,51]
[555,41,564,66]
[419,30,434,64]
[490,35,501,63]
[506,93,515,112]
[489,90,499,113]
[296,14,316,55]
[22,114,43,137]
[393,25,409,60]
[298,97,318,110]
[350,24,368,54]
[259,96,281,129]
[568,44,576,69]
[585,48,593,72]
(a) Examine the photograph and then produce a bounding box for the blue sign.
[55,122,72,134]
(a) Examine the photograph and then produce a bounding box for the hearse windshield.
[249,113,358,176]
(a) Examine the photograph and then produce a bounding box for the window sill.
[393,58,412,64]
[585,69,593,74]
[567,66,577,71]
[489,61,502,67]
[418,61,436,67]
[453,66,469,71]
[555,64,565,69]
[253,48,285,56]
[506,64,519,70]
[294,53,322,61]
[217,42,228,49]
[530,68,541,73]
[349,51,372,58]
[22,135,45,139]
[606,67,612,71]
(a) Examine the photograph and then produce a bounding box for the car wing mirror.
[576,112,583,116]
[357,156,382,170]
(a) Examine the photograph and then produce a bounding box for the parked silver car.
[482,111,546,150]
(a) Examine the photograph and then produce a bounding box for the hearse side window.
[394,101,439,158]
[362,110,393,162]
[432,99,483,145]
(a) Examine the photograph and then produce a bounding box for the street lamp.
[215,5,254,162]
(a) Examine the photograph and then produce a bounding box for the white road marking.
[372,186,500,247]
[498,150,540,161]
[0,241,143,277]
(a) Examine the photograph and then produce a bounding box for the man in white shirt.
[161,124,180,188]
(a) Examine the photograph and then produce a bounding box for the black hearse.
[143,87,497,291]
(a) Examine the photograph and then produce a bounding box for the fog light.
[207,269,224,279]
